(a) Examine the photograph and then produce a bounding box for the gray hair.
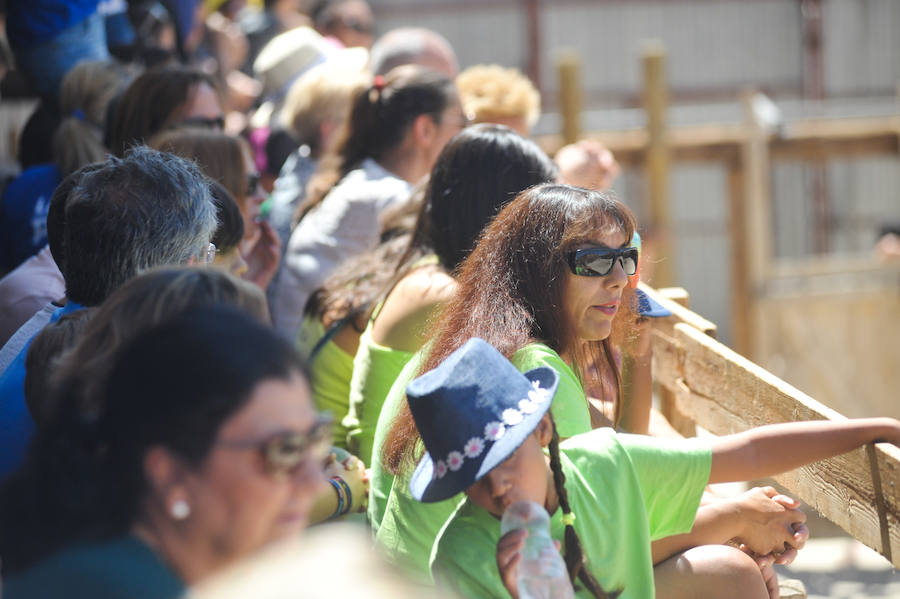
[369,27,458,77]
[62,145,217,306]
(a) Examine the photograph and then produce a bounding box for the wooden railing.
[643,283,900,577]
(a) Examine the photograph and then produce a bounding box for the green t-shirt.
[343,315,415,464]
[370,342,593,584]
[431,429,712,599]
[296,316,355,448]
[5,535,185,599]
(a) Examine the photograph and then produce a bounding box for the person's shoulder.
[391,266,455,309]
[5,537,183,599]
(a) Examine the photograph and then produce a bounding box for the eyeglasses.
[567,246,639,277]
[246,173,261,197]
[204,242,217,264]
[215,413,333,479]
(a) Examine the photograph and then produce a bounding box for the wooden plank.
[726,160,750,357]
[534,115,900,167]
[639,282,717,339]
[642,42,675,288]
[556,50,582,146]
[651,322,900,568]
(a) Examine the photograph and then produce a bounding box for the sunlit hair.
[384,183,637,473]
[296,64,455,224]
[279,51,370,157]
[53,60,136,177]
[456,64,540,131]
[108,66,221,157]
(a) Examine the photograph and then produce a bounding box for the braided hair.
[547,417,621,598]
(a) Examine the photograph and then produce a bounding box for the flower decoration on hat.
[432,379,551,480]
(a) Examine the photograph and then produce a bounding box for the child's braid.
[547,418,620,599]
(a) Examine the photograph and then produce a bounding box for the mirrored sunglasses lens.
[622,250,638,275]
[579,252,615,276]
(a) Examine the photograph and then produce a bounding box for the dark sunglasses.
[216,413,333,479]
[567,246,639,277]
[246,173,261,196]
[175,115,226,130]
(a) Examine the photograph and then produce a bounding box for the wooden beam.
[727,160,750,357]
[642,41,675,288]
[638,283,717,340]
[556,50,582,145]
[652,322,900,568]
[534,115,900,167]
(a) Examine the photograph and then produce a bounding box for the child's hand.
[731,486,807,558]
[496,528,526,599]
[756,554,780,599]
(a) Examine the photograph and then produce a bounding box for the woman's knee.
[655,544,768,599]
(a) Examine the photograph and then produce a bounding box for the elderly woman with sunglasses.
[0,271,361,598]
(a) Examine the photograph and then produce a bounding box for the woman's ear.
[534,413,554,447]
[143,446,192,519]
[410,113,437,148]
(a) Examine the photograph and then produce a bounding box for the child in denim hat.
[410,338,900,599]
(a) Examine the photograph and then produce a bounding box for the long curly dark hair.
[384,183,637,473]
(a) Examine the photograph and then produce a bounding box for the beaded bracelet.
[333,476,353,516]
[327,477,345,519]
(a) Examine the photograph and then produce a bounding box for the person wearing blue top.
[0,147,217,480]
[5,0,108,99]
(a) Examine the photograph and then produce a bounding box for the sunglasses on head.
[216,413,333,479]
[567,246,639,277]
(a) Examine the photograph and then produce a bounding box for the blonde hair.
[53,60,136,176]
[456,64,540,131]
[279,49,370,157]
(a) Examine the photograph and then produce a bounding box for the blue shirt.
[0,164,61,271]
[5,0,100,47]
[0,301,83,479]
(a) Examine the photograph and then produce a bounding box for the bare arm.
[709,417,900,484]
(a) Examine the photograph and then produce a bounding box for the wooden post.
[642,41,675,288]
[727,159,750,356]
[557,49,581,145]
[739,90,775,361]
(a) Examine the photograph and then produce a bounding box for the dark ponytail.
[547,418,621,599]
[297,64,455,223]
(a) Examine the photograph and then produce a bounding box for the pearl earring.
[170,499,191,520]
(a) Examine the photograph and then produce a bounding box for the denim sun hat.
[407,338,559,503]
[633,288,672,318]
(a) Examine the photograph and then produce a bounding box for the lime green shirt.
[298,316,355,449]
[343,315,415,464]
[370,342,594,584]
[431,429,712,599]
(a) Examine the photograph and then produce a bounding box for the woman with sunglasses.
[374,184,806,584]
[0,304,335,597]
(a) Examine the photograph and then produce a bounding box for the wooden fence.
[643,282,900,578]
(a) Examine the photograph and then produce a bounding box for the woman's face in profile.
[180,372,325,561]
[559,228,630,343]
